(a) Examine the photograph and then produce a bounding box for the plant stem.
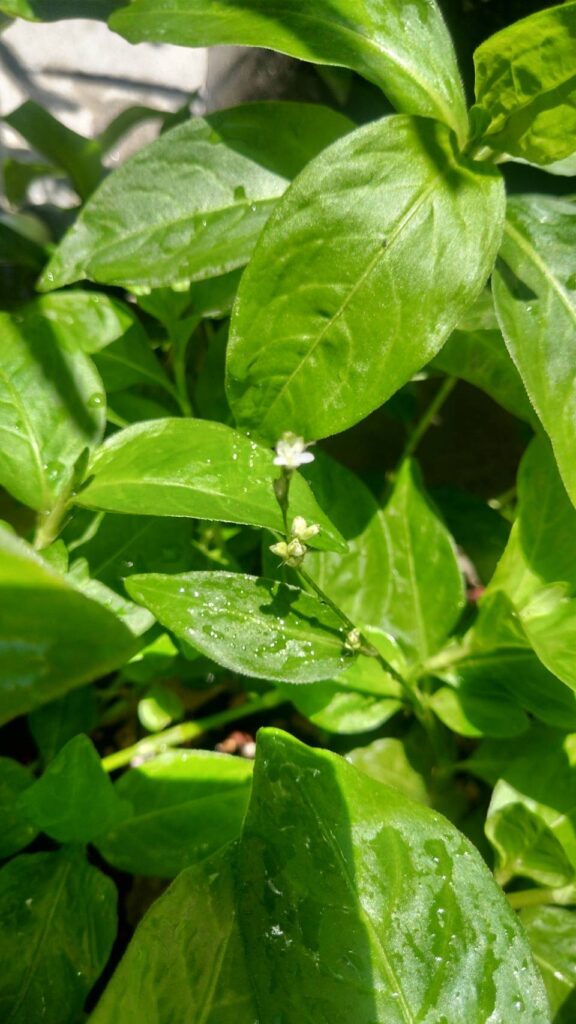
[34,493,71,550]
[506,888,565,910]
[101,689,286,773]
[400,375,456,464]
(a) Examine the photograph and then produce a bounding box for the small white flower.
[273,432,315,470]
[291,516,321,542]
[269,537,308,568]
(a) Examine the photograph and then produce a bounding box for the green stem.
[400,376,456,464]
[34,493,71,550]
[506,888,565,910]
[101,690,286,773]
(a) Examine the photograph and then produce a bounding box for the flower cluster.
[269,516,321,568]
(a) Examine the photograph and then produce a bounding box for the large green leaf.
[17,735,130,844]
[95,750,253,877]
[493,196,576,505]
[0,758,38,859]
[111,0,467,139]
[126,572,351,684]
[0,528,137,725]
[0,849,117,1024]
[473,2,576,164]
[40,103,352,292]
[521,907,576,1022]
[378,460,464,661]
[0,308,105,511]
[91,729,549,1023]
[76,419,344,551]
[226,115,505,442]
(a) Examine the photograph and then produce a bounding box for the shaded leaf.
[520,906,576,1022]
[0,758,38,859]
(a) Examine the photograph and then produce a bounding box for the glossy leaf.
[347,737,429,805]
[126,572,350,684]
[379,460,464,661]
[227,115,505,442]
[0,308,105,511]
[76,419,344,552]
[0,848,117,1024]
[0,758,38,859]
[487,784,575,889]
[280,628,405,733]
[302,454,392,628]
[95,750,253,877]
[430,683,529,739]
[432,324,535,422]
[90,846,256,1024]
[468,726,576,884]
[91,728,549,1022]
[40,103,353,292]
[17,735,130,844]
[474,3,576,164]
[0,528,137,725]
[111,0,467,139]
[520,906,576,1022]
[493,196,576,505]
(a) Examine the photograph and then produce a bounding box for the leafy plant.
[0,1,575,1021]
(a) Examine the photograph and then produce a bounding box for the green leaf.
[431,486,511,586]
[40,103,353,292]
[126,571,350,684]
[28,687,98,764]
[300,454,392,628]
[0,758,38,859]
[0,848,117,1024]
[379,460,464,661]
[91,728,549,1023]
[0,0,120,19]
[76,419,345,552]
[226,115,505,442]
[3,158,58,206]
[432,324,535,422]
[520,906,576,1022]
[0,308,105,511]
[280,628,405,733]
[110,0,468,140]
[493,196,576,505]
[347,736,429,805]
[95,750,252,878]
[0,528,137,725]
[430,683,529,739]
[17,735,130,843]
[3,101,104,199]
[473,2,576,164]
[468,726,576,885]
[487,785,575,889]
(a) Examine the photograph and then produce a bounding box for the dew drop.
[87,393,105,409]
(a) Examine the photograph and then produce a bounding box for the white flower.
[269,537,308,568]
[291,516,320,542]
[273,432,315,470]
[344,628,362,652]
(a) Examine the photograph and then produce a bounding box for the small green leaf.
[430,683,529,739]
[0,308,105,511]
[110,0,468,140]
[76,419,345,552]
[379,460,464,661]
[347,736,429,805]
[493,196,576,505]
[0,758,38,859]
[17,735,130,843]
[91,728,550,1022]
[40,103,353,292]
[0,848,117,1024]
[520,906,576,1022]
[0,528,137,725]
[95,750,252,878]
[473,2,576,164]
[226,115,504,442]
[487,785,574,889]
[126,571,350,684]
[137,683,184,732]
